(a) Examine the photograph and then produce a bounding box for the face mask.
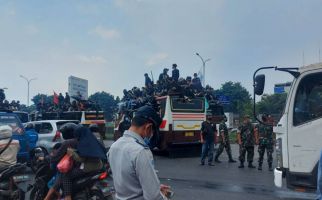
[143,124,153,145]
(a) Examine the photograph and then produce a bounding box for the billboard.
[68,76,88,100]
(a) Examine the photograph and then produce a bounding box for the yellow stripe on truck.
[176,124,201,129]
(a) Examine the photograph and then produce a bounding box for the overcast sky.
[1,0,322,104]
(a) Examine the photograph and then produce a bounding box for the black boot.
[258,164,262,171]
[228,157,237,163]
[269,163,273,171]
[238,162,244,168]
[215,157,221,163]
[248,162,256,168]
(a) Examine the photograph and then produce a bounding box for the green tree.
[256,93,287,115]
[89,91,118,121]
[31,93,53,105]
[215,81,252,115]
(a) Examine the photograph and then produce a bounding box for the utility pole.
[195,53,211,87]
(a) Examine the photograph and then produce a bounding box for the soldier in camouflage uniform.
[237,115,258,168]
[214,116,236,163]
[257,114,275,171]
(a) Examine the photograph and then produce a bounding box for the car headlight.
[276,138,283,168]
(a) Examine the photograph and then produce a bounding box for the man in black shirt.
[172,64,179,82]
[200,115,217,166]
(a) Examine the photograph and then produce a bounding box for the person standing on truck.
[172,64,180,82]
[257,114,274,171]
[237,115,258,169]
[108,105,171,200]
[214,116,236,163]
[200,114,217,166]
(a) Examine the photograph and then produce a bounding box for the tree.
[214,81,252,115]
[31,93,53,106]
[256,93,287,115]
[88,91,118,121]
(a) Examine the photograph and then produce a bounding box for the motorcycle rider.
[0,125,20,171]
[25,123,39,150]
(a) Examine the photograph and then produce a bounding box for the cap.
[135,106,162,133]
[172,63,177,68]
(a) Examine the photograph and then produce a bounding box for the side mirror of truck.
[254,74,265,95]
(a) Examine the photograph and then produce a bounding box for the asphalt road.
[21,141,315,200]
[154,144,316,200]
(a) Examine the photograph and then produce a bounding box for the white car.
[27,120,79,152]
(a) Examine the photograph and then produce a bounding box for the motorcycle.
[28,147,109,200]
[0,163,26,200]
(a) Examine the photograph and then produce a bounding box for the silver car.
[28,120,79,152]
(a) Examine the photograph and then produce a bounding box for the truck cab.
[254,63,322,191]
[0,111,29,163]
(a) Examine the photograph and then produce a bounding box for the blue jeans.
[317,150,322,200]
[201,139,214,164]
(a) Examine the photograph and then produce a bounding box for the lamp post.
[195,53,210,87]
[20,75,37,106]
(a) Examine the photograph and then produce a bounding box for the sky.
[1,0,322,105]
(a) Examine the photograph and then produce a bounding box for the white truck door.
[288,71,322,173]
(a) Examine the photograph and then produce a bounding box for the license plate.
[13,175,30,182]
[185,132,194,137]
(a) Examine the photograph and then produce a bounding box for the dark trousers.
[239,145,254,163]
[201,140,214,164]
[258,144,274,165]
[215,142,233,160]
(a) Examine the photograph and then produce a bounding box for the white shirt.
[108,130,165,200]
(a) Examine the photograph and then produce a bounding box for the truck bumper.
[274,168,283,188]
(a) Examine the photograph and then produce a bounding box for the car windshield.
[56,121,79,130]
[0,115,24,134]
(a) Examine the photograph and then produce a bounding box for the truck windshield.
[0,115,24,134]
[170,97,205,113]
[293,72,322,126]
[14,112,29,123]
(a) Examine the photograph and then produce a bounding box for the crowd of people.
[200,113,275,171]
[119,63,219,113]
[35,92,100,113]
[0,89,21,111]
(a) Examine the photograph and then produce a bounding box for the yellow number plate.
[185,132,194,137]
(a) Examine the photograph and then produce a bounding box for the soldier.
[257,114,275,171]
[237,115,258,168]
[200,114,217,166]
[214,116,236,163]
[172,64,180,82]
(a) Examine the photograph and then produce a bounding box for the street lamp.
[20,75,37,106]
[195,52,211,87]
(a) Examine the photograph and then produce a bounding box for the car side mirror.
[254,74,265,95]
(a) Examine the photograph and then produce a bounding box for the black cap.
[172,63,177,68]
[135,106,162,133]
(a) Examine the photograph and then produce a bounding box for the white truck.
[253,63,322,192]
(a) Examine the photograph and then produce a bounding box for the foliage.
[31,93,53,105]
[256,93,287,115]
[214,81,252,116]
[88,91,118,121]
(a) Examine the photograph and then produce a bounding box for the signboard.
[68,76,88,100]
[218,95,230,105]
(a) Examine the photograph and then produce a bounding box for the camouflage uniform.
[238,122,256,164]
[215,122,234,161]
[257,124,274,167]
